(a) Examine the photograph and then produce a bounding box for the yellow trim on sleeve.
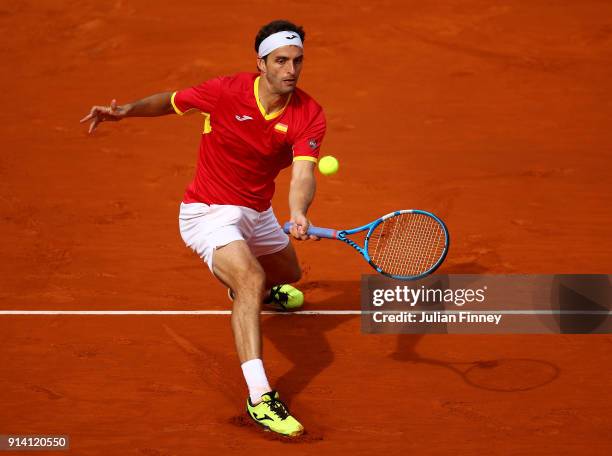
[202,112,212,134]
[293,156,318,163]
[171,91,184,115]
[254,76,292,121]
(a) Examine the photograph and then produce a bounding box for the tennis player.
[80,20,325,437]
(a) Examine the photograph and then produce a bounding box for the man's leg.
[257,241,301,289]
[256,242,306,310]
[212,239,304,436]
[212,240,266,363]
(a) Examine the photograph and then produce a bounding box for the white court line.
[0,310,361,315]
[0,310,609,315]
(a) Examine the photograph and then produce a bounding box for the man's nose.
[286,61,296,75]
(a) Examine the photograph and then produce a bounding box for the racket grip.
[282,222,338,239]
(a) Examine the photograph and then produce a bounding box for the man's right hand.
[80,99,129,134]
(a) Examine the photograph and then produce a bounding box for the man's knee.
[214,241,266,296]
[233,261,266,299]
[283,251,302,283]
[258,245,302,285]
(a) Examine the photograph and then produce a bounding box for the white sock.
[241,358,272,404]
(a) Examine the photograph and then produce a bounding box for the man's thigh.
[212,240,265,292]
[179,203,248,271]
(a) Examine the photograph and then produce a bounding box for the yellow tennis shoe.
[266,284,304,310]
[227,284,304,311]
[246,390,304,437]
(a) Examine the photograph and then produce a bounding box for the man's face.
[257,45,304,95]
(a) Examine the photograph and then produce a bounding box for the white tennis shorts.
[178,202,289,271]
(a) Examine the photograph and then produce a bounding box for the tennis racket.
[283,210,449,280]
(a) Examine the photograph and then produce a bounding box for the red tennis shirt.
[172,72,326,212]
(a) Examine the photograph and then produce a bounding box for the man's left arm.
[288,160,318,240]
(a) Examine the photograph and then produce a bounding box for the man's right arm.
[80,91,175,134]
[123,92,175,117]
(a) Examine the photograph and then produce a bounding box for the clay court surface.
[1,1,611,454]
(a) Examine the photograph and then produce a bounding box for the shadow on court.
[391,334,560,392]
[387,275,561,392]
[262,280,359,404]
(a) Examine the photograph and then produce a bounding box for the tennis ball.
[318,155,339,176]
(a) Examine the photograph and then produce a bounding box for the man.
[80,20,325,437]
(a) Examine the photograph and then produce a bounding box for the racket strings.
[368,213,446,277]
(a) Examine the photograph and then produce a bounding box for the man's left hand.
[289,213,320,241]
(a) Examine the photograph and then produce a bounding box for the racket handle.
[282,222,338,239]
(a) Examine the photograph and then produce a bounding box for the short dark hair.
[254,20,305,59]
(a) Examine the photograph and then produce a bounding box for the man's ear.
[256,57,266,74]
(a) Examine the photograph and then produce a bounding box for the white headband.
[258,31,303,58]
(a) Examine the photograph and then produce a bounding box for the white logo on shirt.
[235,115,253,121]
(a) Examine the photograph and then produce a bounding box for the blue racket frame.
[283,209,450,280]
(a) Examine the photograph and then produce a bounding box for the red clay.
[1,1,611,454]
